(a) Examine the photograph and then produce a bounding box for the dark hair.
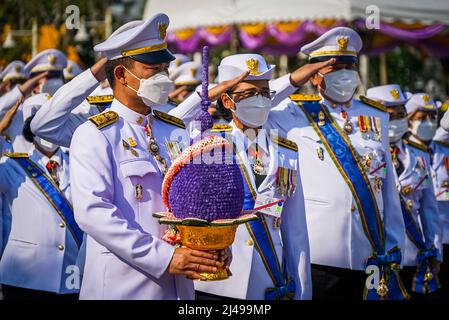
[22,115,36,143]
[216,95,233,122]
[105,57,135,89]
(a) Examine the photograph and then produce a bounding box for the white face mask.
[34,137,59,153]
[320,69,359,103]
[410,119,437,142]
[229,94,272,128]
[125,68,174,106]
[39,78,64,95]
[388,118,409,143]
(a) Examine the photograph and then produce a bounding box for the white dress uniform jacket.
[430,128,449,244]
[267,96,406,270]
[392,138,442,265]
[0,146,79,293]
[195,123,311,299]
[69,99,193,300]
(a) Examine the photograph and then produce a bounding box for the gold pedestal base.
[177,225,237,281]
[200,266,230,281]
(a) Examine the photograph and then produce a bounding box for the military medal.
[316,146,324,161]
[273,217,282,229]
[373,117,382,141]
[390,145,400,169]
[362,153,372,171]
[253,158,265,175]
[276,167,297,197]
[145,123,168,175]
[377,276,389,298]
[166,141,182,161]
[373,176,382,193]
[401,185,412,196]
[135,184,143,201]
[341,110,353,134]
[251,144,266,175]
[318,111,325,127]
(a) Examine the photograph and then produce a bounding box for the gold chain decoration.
[145,118,168,176]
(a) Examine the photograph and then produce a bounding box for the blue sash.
[300,101,409,300]
[13,157,83,248]
[400,197,440,293]
[232,139,295,300]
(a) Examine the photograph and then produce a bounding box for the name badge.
[254,193,285,218]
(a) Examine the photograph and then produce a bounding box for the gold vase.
[177,224,238,281]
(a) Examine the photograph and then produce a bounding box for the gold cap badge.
[190,68,197,78]
[390,89,400,100]
[48,54,57,65]
[246,58,260,76]
[337,36,349,51]
[158,23,168,40]
[422,94,430,103]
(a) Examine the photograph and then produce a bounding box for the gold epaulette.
[270,135,298,152]
[86,95,114,105]
[440,102,448,112]
[403,138,429,152]
[435,140,449,148]
[168,98,180,106]
[289,94,321,102]
[211,124,233,132]
[88,110,118,129]
[3,152,28,158]
[359,96,387,112]
[153,110,186,129]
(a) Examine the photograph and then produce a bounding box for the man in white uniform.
[195,54,312,300]
[69,13,224,300]
[268,27,407,300]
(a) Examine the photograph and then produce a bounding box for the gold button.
[59,223,65,228]
[58,245,64,251]
[247,239,254,246]
[351,204,356,212]
[136,116,143,124]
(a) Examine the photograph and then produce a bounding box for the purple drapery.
[167,19,449,57]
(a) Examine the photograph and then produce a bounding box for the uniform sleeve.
[419,164,443,260]
[441,110,449,132]
[0,136,4,153]
[280,170,312,300]
[0,86,23,119]
[70,123,175,279]
[168,91,202,126]
[30,69,99,148]
[380,113,406,260]
[269,74,297,108]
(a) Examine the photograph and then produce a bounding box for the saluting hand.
[0,96,23,135]
[18,71,49,97]
[90,57,108,82]
[289,58,336,87]
[207,70,250,102]
[168,246,223,280]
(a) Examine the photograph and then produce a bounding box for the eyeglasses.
[228,89,276,101]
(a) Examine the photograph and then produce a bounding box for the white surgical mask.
[388,118,409,143]
[125,68,174,106]
[229,94,272,128]
[34,137,59,153]
[320,69,359,103]
[39,78,64,95]
[410,119,437,142]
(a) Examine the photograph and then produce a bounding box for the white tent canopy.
[144,0,449,30]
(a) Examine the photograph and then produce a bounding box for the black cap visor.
[130,48,176,65]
